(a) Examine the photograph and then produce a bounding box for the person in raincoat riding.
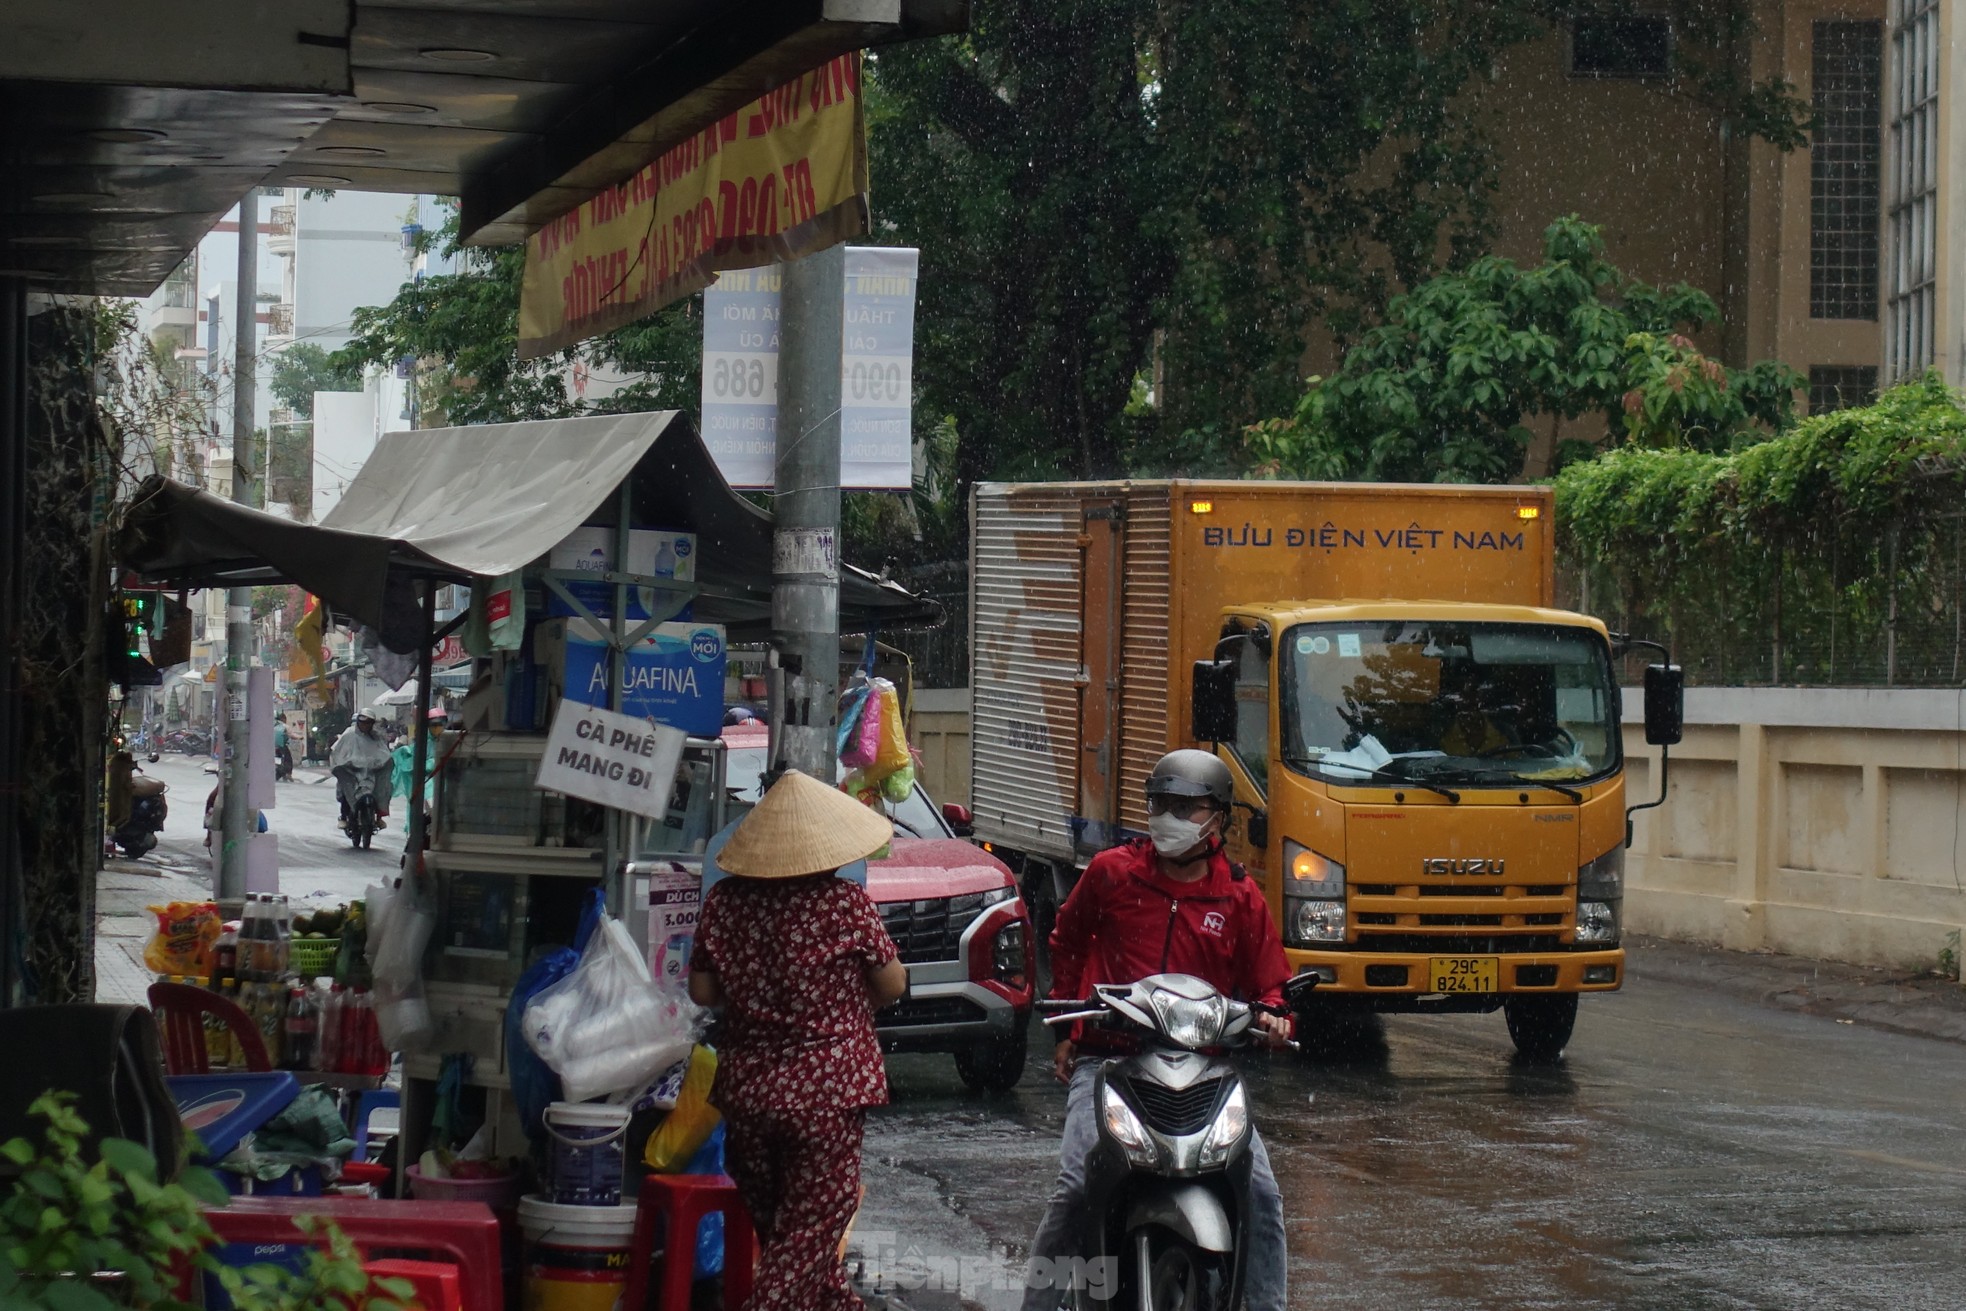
[329,711,394,831]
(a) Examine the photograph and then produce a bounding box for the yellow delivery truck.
[968,479,1680,1058]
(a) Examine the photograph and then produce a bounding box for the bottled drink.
[209,920,239,989]
[218,979,244,1067]
[319,985,345,1072]
[282,988,317,1070]
[239,895,266,981]
[272,895,293,978]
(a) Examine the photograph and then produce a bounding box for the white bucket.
[543,1100,631,1206]
[517,1195,639,1311]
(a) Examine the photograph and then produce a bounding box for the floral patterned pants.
[724,1106,866,1311]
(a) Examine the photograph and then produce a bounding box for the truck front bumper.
[1285,946,1623,1012]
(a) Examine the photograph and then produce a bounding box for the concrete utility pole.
[771,247,845,782]
[219,189,258,898]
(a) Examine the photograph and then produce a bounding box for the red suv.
[720,725,1035,1091]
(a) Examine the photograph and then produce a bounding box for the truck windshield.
[1280,621,1620,788]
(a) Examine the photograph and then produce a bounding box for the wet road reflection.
[861,973,1966,1310]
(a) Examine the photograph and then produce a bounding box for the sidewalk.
[1624,933,1966,1045]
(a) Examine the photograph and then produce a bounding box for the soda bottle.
[319,985,344,1072]
[272,895,293,978]
[208,919,239,989]
[282,988,317,1070]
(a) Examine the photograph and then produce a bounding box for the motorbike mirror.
[147,752,160,763]
[1282,972,1321,1008]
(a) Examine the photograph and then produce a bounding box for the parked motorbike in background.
[114,772,169,858]
[274,742,294,782]
[1037,971,1319,1311]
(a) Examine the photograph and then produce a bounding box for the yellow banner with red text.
[517,53,867,359]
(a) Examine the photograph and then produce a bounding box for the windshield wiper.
[888,814,927,838]
[1287,755,1459,804]
[1431,765,1585,805]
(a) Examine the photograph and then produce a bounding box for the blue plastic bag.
[506,887,609,1142]
[685,1124,726,1278]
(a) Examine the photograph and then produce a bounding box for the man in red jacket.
[1021,749,1294,1311]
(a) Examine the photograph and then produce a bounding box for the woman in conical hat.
[688,769,905,1311]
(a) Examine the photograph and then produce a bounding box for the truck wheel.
[954,1029,1029,1093]
[1504,995,1578,1061]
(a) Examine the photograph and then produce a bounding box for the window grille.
[1886,0,1939,379]
[1810,21,1883,320]
[1807,365,1879,413]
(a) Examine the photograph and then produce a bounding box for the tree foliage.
[267,344,359,420]
[868,2,1809,489]
[1556,373,1966,685]
[1242,216,1803,482]
[330,204,702,427]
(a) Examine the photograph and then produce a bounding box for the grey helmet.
[1145,749,1232,808]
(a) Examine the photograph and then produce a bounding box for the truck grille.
[879,893,992,964]
[1355,932,1568,954]
[1347,882,1574,942]
[1129,1077,1224,1136]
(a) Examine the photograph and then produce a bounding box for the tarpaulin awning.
[118,410,937,651]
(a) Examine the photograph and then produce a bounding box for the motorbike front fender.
[1123,1182,1234,1253]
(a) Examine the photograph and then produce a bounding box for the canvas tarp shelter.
[118,411,938,651]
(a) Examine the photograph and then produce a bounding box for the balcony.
[266,204,296,255]
[266,302,294,339]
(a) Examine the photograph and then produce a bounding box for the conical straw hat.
[717,768,894,879]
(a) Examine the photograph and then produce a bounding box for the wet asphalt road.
[854,973,1966,1311]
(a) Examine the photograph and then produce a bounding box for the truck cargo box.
[968,480,1555,867]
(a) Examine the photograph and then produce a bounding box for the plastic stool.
[205,1197,500,1311]
[621,1174,758,1311]
[365,1258,463,1311]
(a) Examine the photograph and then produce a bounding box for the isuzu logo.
[1423,857,1505,876]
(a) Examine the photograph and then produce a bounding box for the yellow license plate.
[1429,956,1499,993]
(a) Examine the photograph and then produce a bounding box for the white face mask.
[1148,811,1213,860]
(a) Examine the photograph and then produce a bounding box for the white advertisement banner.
[534,701,687,820]
[699,246,917,491]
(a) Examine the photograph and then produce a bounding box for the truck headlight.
[1286,897,1346,946]
[1100,1083,1158,1167]
[1578,846,1624,899]
[1196,1081,1249,1169]
[1283,841,1344,897]
[1575,899,1620,945]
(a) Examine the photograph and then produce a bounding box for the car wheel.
[954,1028,1029,1093]
[1504,994,1578,1062]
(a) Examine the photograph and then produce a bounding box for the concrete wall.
[916,686,1966,970]
[1623,687,1966,971]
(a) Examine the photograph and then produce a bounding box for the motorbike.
[114,773,169,858]
[334,762,386,850]
[1038,971,1319,1311]
[274,743,294,782]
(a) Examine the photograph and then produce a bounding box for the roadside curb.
[1625,934,1966,1046]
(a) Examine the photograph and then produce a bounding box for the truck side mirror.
[1191,660,1237,743]
[1643,664,1683,746]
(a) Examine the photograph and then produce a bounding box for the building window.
[1808,365,1879,413]
[1887,0,1938,379]
[1810,22,1883,320]
[1570,16,1672,77]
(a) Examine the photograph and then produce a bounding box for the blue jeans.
[1022,1058,1287,1311]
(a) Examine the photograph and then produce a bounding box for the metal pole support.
[219,188,259,898]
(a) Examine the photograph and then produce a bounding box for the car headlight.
[1285,897,1346,946]
[1575,899,1620,945]
[981,885,1017,907]
[1283,840,1344,897]
[992,921,1027,987]
[1578,846,1624,899]
[1196,1081,1248,1169]
[1100,1082,1158,1167]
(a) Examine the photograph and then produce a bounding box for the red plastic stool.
[621,1174,758,1311]
[205,1197,500,1311]
[364,1258,463,1311]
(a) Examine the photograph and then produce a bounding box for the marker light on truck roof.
[1189,500,1213,514]
[1517,505,1540,519]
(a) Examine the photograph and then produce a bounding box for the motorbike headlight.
[1579,846,1624,899]
[1148,987,1227,1049]
[1285,897,1347,946]
[1575,899,1620,946]
[1196,1082,1249,1170]
[1100,1082,1159,1167]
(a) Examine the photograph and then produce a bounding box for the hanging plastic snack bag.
[880,761,917,805]
[841,681,883,769]
[144,901,220,977]
[871,676,911,776]
[524,916,702,1103]
[835,680,870,759]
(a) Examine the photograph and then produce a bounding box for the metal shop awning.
[117,409,937,651]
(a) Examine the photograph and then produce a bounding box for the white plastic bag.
[523,916,701,1104]
[364,879,435,1052]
